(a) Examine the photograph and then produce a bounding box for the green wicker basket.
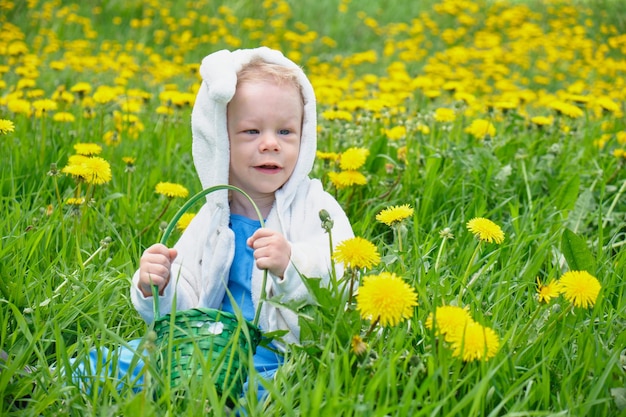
[151,185,267,397]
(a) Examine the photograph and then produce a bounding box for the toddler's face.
[227,79,303,198]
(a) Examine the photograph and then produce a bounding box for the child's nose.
[259,132,280,151]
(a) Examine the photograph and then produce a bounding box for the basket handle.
[152,184,268,327]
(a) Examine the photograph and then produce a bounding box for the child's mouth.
[255,163,281,172]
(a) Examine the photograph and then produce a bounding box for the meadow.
[1,0,626,415]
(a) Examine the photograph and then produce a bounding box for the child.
[130,47,354,398]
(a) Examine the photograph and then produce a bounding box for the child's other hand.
[247,229,291,278]
[138,243,178,297]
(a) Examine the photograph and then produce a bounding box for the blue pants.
[69,338,279,402]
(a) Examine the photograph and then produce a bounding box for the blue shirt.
[221,214,283,373]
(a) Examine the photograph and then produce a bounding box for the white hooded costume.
[131,47,354,347]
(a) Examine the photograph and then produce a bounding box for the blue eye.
[245,129,259,134]
[278,129,290,135]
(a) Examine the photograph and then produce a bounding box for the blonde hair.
[237,58,304,105]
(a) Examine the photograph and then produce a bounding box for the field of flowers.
[1,0,626,415]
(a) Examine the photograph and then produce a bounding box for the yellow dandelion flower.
[333,236,381,270]
[70,82,92,95]
[465,119,496,139]
[613,149,626,159]
[328,171,367,189]
[448,321,500,362]
[376,204,414,226]
[530,116,554,126]
[32,99,58,117]
[74,143,102,156]
[0,119,15,134]
[176,212,196,231]
[549,101,584,119]
[65,197,86,206]
[61,162,89,179]
[384,125,406,141]
[316,151,339,162]
[81,156,112,185]
[425,305,473,339]
[356,272,418,327]
[596,96,620,114]
[557,270,601,309]
[536,277,560,303]
[434,107,456,122]
[155,182,189,199]
[122,156,136,165]
[321,109,353,122]
[351,335,368,356]
[53,112,76,122]
[339,147,370,170]
[466,217,505,244]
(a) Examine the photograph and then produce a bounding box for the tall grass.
[1,0,626,415]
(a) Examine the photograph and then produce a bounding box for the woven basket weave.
[152,185,267,397]
[154,308,262,395]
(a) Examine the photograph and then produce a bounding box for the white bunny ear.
[199,49,238,104]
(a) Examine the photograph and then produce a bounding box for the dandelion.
[465,119,496,139]
[425,305,473,340]
[61,162,89,179]
[122,156,136,172]
[384,125,406,140]
[536,277,560,303]
[81,157,112,185]
[70,82,92,96]
[549,101,584,119]
[140,182,189,237]
[339,147,370,170]
[448,321,500,362]
[333,237,381,270]
[376,204,414,226]
[558,270,601,309]
[328,171,367,189]
[32,99,58,116]
[596,96,620,114]
[53,112,76,122]
[321,109,353,122]
[316,151,339,162]
[176,212,196,231]
[351,335,368,356]
[530,116,554,127]
[74,143,102,156]
[0,119,15,134]
[356,272,418,327]
[65,197,86,206]
[155,182,189,199]
[466,217,505,244]
[434,107,456,122]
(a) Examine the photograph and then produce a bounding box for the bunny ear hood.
[191,47,317,209]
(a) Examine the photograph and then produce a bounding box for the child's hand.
[247,229,291,278]
[138,243,178,297]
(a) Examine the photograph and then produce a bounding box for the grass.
[2,0,626,415]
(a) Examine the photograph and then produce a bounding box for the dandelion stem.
[364,316,380,339]
[53,176,62,208]
[395,224,403,253]
[347,268,357,306]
